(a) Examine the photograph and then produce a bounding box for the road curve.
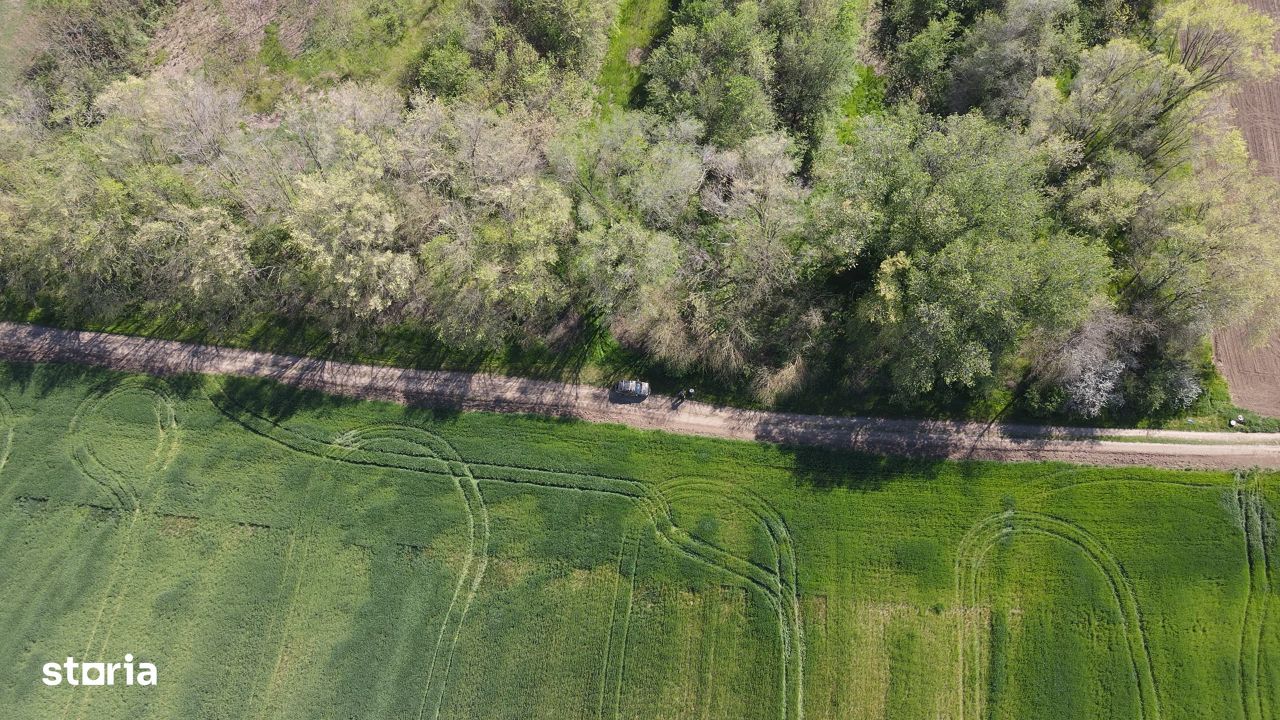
[0,321,1278,470]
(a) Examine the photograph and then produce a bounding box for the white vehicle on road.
[611,379,651,401]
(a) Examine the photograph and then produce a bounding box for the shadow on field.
[775,443,953,491]
[0,359,108,398]
[756,406,1080,491]
[216,375,467,427]
[218,376,367,423]
[0,359,205,400]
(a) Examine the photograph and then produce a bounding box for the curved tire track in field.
[1034,476,1275,720]
[68,379,179,511]
[0,392,18,549]
[63,379,179,720]
[0,392,16,544]
[248,523,313,720]
[328,421,492,720]
[212,388,806,720]
[602,529,641,720]
[1237,488,1273,720]
[470,463,805,720]
[596,528,631,720]
[0,394,13,483]
[207,390,489,720]
[954,511,1160,720]
[1033,474,1276,719]
[657,477,804,720]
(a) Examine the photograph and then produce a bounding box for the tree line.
[1,0,1277,419]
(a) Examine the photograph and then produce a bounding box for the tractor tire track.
[209,388,491,720]
[62,380,178,720]
[213,392,807,720]
[657,477,804,720]
[67,380,178,511]
[1238,488,1273,720]
[468,462,804,720]
[0,394,15,496]
[1031,474,1273,720]
[611,532,642,720]
[597,527,632,720]
[248,481,320,720]
[954,511,1161,720]
[0,392,19,550]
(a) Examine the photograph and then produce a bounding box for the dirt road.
[1215,0,1280,416]
[1,322,1278,470]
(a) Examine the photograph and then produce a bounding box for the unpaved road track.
[1,322,1278,470]
[1215,0,1280,416]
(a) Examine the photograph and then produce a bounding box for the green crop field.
[0,361,1276,719]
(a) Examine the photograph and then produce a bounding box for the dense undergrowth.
[1,0,1278,427]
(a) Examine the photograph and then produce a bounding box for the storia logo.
[42,655,157,686]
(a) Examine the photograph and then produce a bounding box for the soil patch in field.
[1214,326,1280,416]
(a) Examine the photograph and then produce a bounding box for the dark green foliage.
[508,0,617,70]
[644,1,778,146]
[812,108,1110,397]
[1,0,1277,424]
[416,42,479,98]
[644,0,856,149]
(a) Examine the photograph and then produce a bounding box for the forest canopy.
[0,0,1277,420]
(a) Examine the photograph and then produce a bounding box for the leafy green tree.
[766,0,857,151]
[507,0,619,72]
[1029,1,1276,169]
[275,83,403,173]
[1121,124,1280,337]
[817,110,1052,262]
[1157,0,1279,91]
[874,0,1003,106]
[0,138,251,324]
[549,111,704,229]
[18,0,176,127]
[549,112,698,325]
[816,109,1109,396]
[570,219,680,320]
[282,130,415,331]
[866,229,1109,396]
[417,43,480,99]
[886,14,961,105]
[619,132,816,388]
[418,178,573,347]
[644,1,776,146]
[128,203,253,322]
[946,0,1082,117]
[394,97,574,347]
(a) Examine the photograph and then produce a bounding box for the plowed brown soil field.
[1214,0,1280,416]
